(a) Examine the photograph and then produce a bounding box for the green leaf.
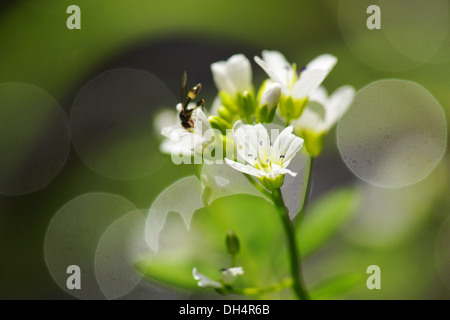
[310,273,364,300]
[136,194,289,293]
[297,187,360,259]
[135,258,200,290]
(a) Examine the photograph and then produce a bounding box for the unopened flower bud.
[226,230,240,256]
[209,116,232,135]
[260,83,281,109]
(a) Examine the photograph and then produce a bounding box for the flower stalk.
[271,188,310,300]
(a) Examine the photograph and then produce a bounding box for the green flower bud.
[260,83,281,110]
[236,91,256,123]
[265,103,278,123]
[257,83,281,123]
[279,95,308,123]
[218,105,234,123]
[226,230,240,256]
[259,175,285,191]
[209,116,232,136]
[219,91,237,113]
[257,104,268,123]
[243,91,256,115]
[299,130,326,158]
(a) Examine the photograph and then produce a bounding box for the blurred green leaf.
[137,194,290,295]
[310,273,363,300]
[135,257,213,291]
[297,187,360,259]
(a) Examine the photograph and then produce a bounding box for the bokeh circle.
[0,83,70,195]
[337,79,447,188]
[70,69,176,180]
[95,210,151,300]
[44,193,137,299]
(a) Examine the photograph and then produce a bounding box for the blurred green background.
[0,0,449,299]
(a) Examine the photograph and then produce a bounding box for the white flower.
[192,267,244,288]
[192,268,223,289]
[293,85,355,134]
[225,121,303,189]
[260,82,282,109]
[211,54,252,97]
[221,267,244,285]
[158,103,212,155]
[254,50,337,100]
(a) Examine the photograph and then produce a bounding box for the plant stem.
[272,188,310,300]
[243,173,272,199]
[231,278,293,296]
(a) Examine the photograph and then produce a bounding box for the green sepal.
[219,91,237,113]
[209,115,232,136]
[297,129,326,158]
[265,104,278,123]
[257,104,268,123]
[218,105,234,123]
[243,91,256,115]
[259,175,284,191]
[256,79,271,103]
[226,230,240,256]
[279,95,308,122]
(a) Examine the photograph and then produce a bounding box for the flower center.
[247,139,287,173]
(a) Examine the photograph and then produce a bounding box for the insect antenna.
[181,70,188,109]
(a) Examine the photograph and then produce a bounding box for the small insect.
[179,71,205,131]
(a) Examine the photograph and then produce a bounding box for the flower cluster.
[156,50,354,186]
[152,50,355,296]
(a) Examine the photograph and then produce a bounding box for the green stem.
[231,278,293,296]
[272,188,310,300]
[243,174,272,199]
[230,254,236,268]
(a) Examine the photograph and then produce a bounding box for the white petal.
[233,123,268,166]
[226,54,252,93]
[159,136,195,156]
[292,101,327,133]
[153,109,177,136]
[254,56,288,91]
[275,126,303,168]
[272,126,291,160]
[292,69,328,99]
[268,163,297,178]
[261,50,294,88]
[211,54,252,96]
[306,54,337,72]
[222,267,244,285]
[260,82,282,108]
[272,126,303,167]
[193,268,223,288]
[324,85,355,130]
[292,54,337,99]
[192,108,211,135]
[225,158,264,177]
[211,62,235,95]
[309,86,328,105]
[161,124,186,139]
[282,134,304,166]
